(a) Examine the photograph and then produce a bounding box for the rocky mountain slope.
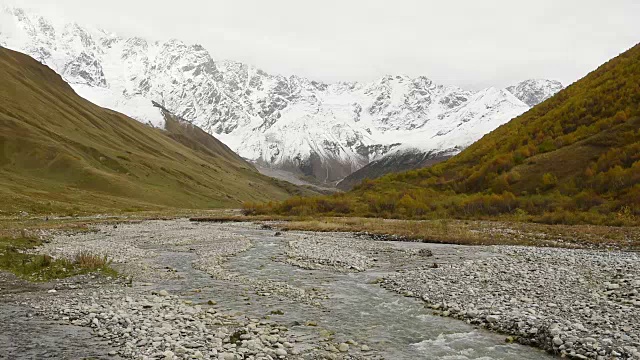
[0,46,309,214]
[506,79,564,107]
[248,43,640,225]
[337,86,553,189]
[0,6,562,185]
[337,149,456,191]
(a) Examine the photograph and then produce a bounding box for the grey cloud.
[8,0,640,89]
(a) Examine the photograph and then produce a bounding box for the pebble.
[382,245,640,359]
[20,220,386,360]
[275,348,288,356]
[284,233,393,272]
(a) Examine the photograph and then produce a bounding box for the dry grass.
[74,251,110,271]
[278,218,459,240]
[0,236,117,281]
[278,218,528,246]
[0,208,237,239]
[191,214,640,250]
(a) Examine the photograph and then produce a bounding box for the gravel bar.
[382,246,640,359]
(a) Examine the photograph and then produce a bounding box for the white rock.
[275,348,287,356]
[220,353,235,360]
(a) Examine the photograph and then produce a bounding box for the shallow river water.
[146,225,553,360]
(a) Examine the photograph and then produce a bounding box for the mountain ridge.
[245,43,640,225]
[0,6,562,185]
[0,46,309,214]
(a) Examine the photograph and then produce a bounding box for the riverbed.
[5,219,625,359]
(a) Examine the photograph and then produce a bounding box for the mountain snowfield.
[0,6,563,184]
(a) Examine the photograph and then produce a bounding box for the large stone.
[221,353,235,360]
[606,283,621,290]
[275,348,288,356]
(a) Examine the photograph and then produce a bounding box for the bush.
[573,190,605,210]
[542,173,558,190]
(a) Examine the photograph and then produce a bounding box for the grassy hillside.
[0,47,310,215]
[246,44,640,225]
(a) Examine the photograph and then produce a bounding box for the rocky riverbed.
[283,233,394,272]
[30,287,314,359]
[382,246,640,359]
[2,219,635,359]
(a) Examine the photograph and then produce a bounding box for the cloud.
[9,0,640,89]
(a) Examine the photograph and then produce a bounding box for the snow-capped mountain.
[336,87,533,189]
[0,6,562,184]
[506,79,564,107]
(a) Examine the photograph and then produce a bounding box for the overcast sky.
[8,0,640,89]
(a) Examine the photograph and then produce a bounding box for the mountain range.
[0,46,309,214]
[245,43,640,225]
[0,6,563,186]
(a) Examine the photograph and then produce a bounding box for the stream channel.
[145,225,553,359]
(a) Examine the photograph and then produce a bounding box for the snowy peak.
[506,79,564,107]
[0,6,564,185]
[389,86,529,154]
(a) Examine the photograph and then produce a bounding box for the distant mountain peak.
[0,6,563,185]
[506,79,563,107]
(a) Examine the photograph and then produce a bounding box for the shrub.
[538,139,557,153]
[573,190,605,210]
[542,173,558,190]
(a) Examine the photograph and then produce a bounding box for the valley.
[0,6,563,186]
[4,217,638,359]
[0,2,637,360]
[245,43,640,226]
[0,46,312,215]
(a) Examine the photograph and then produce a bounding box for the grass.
[74,251,111,271]
[0,210,201,283]
[193,214,640,250]
[0,235,117,282]
[279,218,485,244]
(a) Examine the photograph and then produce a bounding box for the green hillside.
[0,47,309,215]
[247,44,640,225]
